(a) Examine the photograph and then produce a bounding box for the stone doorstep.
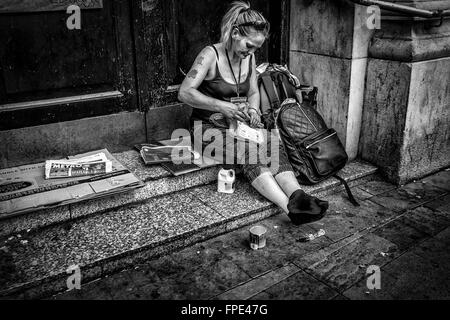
[0,161,377,299]
[0,208,278,300]
[1,204,278,300]
[0,149,220,239]
[0,148,377,239]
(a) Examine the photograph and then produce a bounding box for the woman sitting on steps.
[178,1,328,225]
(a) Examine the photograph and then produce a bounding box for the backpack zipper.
[296,103,317,132]
[305,131,337,149]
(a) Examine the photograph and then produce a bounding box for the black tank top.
[191,45,253,122]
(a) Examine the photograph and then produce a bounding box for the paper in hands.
[229,120,265,144]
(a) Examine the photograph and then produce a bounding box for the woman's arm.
[247,53,260,111]
[178,47,248,122]
[247,54,263,127]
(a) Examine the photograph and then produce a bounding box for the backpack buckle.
[281,98,296,107]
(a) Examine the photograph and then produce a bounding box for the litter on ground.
[298,229,326,242]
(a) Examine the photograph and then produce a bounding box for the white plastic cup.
[218,168,235,194]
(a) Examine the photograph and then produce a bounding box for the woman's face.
[231,28,266,59]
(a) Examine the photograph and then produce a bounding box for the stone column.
[359,0,450,184]
[289,0,374,160]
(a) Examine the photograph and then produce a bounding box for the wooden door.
[0,0,137,130]
[0,0,289,129]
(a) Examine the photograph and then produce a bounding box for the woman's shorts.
[191,120,294,182]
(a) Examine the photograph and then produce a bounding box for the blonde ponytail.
[220,1,270,50]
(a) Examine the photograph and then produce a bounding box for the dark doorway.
[0,0,289,129]
[0,0,136,130]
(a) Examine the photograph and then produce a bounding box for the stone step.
[0,160,377,299]
[0,149,220,239]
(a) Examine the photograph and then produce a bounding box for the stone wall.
[0,104,192,169]
[290,0,450,184]
[289,0,374,160]
[359,5,450,184]
[289,0,354,150]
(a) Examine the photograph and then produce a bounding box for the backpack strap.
[209,45,219,61]
[261,74,281,110]
[273,64,302,88]
[278,74,290,101]
[333,174,360,207]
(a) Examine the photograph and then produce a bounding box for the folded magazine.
[45,152,112,179]
[135,143,200,165]
[140,145,196,165]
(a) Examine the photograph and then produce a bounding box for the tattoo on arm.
[186,51,208,79]
[195,56,205,66]
[187,69,198,79]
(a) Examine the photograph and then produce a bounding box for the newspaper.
[0,149,144,219]
[44,152,112,179]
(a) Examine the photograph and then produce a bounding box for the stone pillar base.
[359,10,450,184]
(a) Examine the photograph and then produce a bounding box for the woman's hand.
[221,102,249,123]
[248,108,263,128]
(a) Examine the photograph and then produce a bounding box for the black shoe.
[287,190,328,225]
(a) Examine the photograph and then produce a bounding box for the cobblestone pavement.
[53,169,450,300]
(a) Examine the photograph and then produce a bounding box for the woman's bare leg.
[251,172,289,214]
[274,171,302,198]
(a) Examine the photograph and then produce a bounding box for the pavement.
[52,168,450,300]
